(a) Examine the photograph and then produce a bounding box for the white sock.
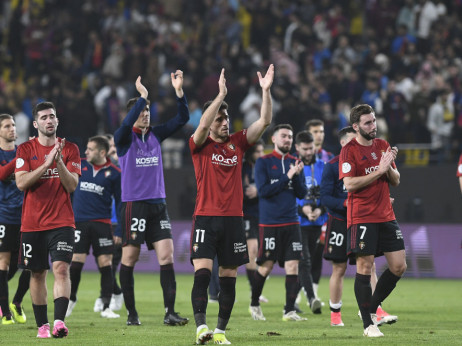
[329,300,342,310]
[214,328,225,334]
[313,283,319,298]
[197,324,208,333]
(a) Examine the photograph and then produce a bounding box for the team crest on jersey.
[193,243,199,252]
[371,152,377,160]
[228,143,235,151]
[458,164,462,174]
[105,170,111,178]
[359,241,365,250]
[265,251,270,258]
[328,246,332,253]
[131,232,137,240]
[0,240,2,246]
[24,258,28,266]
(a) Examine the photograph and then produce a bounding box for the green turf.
[1,272,461,345]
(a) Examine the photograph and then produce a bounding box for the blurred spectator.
[0,0,460,163]
[427,88,455,163]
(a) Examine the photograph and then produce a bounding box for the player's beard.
[358,127,376,141]
[277,144,290,154]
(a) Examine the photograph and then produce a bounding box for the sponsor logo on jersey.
[135,148,160,167]
[80,182,105,195]
[135,156,159,167]
[342,162,351,173]
[32,155,38,160]
[271,165,278,170]
[42,167,60,179]
[361,155,367,160]
[365,165,380,175]
[270,179,279,184]
[72,162,81,169]
[211,153,238,167]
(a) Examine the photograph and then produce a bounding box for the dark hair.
[295,130,314,144]
[88,135,110,153]
[33,102,56,120]
[104,133,114,141]
[202,100,229,113]
[272,124,293,135]
[349,104,374,124]
[126,97,151,111]
[337,126,356,141]
[305,119,324,131]
[244,139,264,163]
[0,114,13,127]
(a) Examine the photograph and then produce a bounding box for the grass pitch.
[1,271,461,345]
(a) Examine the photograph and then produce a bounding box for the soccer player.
[66,136,121,319]
[15,102,81,338]
[294,131,324,314]
[0,114,30,325]
[114,74,189,326]
[458,153,462,193]
[242,140,267,302]
[304,119,334,301]
[93,133,124,312]
[321,126,397,327]
[339,104,406,337]
[189,65,274,344]
[250,124,307,322]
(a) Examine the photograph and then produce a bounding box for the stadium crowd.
[0,0,461,166]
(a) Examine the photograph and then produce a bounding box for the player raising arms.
[189,65,274,345]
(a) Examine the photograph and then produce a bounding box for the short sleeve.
[65,143,81,176]
[14,144,31,173]
[339,145,356,179]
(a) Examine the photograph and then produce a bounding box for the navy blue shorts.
[257,224,302,268]
[0,224,20,253]
[74,221,114,257]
